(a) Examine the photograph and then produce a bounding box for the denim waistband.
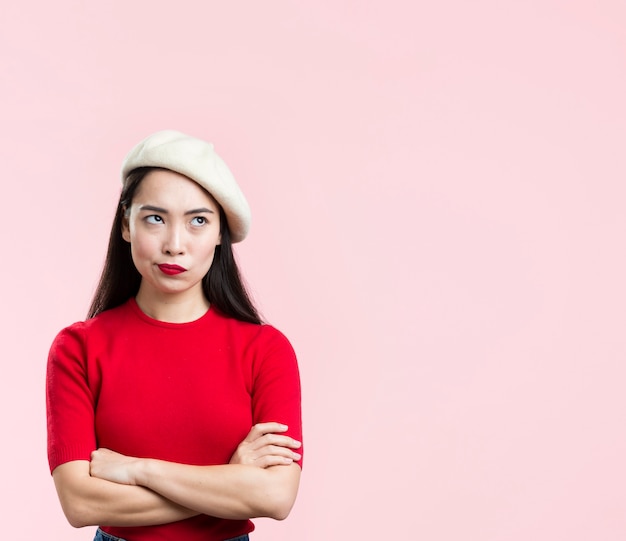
[94,528,249,541]
[94,530,126,541]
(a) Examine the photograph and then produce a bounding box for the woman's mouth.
[158,264,187,275]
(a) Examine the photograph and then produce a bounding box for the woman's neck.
[134,285,210,323]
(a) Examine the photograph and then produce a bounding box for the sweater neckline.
[127,297,215,329]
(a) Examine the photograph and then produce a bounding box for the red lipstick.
[158,264,187,275]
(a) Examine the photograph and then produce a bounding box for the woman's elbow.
[54,482,97,527]
[255,491,295,521]
[257,466,300,520]
[53,462,98,528]
[58,497,94,528]
[66,513,90,529]
[267,497,295,521]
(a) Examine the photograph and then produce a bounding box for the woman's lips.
[158,264,187,275]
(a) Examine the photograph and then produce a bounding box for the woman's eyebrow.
[185,207,215,215]
[138,205,215,215]
[139,204,168,213]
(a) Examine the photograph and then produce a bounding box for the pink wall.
[1,1,625,539]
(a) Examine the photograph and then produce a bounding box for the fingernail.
[293,453,301,460]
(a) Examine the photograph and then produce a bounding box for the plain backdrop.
[1,1,625,539]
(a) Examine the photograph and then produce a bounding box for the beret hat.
[121,130,251,243]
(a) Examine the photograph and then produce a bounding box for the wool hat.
[121,130,251,243]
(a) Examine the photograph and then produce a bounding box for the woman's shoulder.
[215,310,289,339]
[211,310,295,355]
[51,301,134,347]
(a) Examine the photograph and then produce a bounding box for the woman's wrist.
[133,457,154,487]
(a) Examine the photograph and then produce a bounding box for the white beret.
[121,130,251,243]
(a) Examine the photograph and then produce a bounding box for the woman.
[46,130,303,541]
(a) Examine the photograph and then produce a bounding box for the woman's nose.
[163,224,185,255]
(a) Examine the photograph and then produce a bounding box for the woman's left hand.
[229,422,302,468]
[90,448,142,486]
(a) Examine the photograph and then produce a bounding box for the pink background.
[1,1,625,539]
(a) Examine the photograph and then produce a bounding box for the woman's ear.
[121,208,131,242]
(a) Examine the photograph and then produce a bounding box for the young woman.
[46,130,303,541]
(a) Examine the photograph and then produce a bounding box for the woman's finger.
[264,445,302,461]
[255,455,296,468]
[248,434,302,452]
[243,422,289,442]
[248,445,302,462]
[230,423,301,467]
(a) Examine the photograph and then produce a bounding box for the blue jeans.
[94,528,249,541]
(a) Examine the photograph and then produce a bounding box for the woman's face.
[122,169,221,304]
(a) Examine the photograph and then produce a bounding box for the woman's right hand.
[229,422,301,468]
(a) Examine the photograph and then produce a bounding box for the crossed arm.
[53,423,302,528]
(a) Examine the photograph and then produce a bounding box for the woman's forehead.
[133,169,221,211]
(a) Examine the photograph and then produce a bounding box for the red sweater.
[46,298,303,541]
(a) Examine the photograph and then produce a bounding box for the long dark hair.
[87,167,262,324]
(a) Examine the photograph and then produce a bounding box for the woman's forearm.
[88,424,302,521]
[53,461,199,528]
[134,460,301,521]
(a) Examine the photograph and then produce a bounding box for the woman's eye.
[191,216,207,226]
[145,215,163,224]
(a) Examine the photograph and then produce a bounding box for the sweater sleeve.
[46,323,99,473]
[250,326,304,467]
